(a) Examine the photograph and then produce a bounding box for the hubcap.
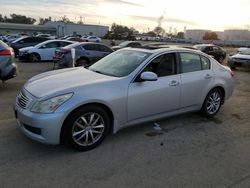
[206,92,221,114]
[72,112,105,146]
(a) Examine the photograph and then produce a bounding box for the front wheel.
[29,53,41,62]
[62,105,110,151]
[201,88,223,118]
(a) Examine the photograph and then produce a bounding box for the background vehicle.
[54,42,113,68]
[15,47,235,151]
[10,37,49,56]
[35,34,56,39]
[112,41,142,51]
[228,48,250,69]
[85,36,101,42]
[0,40,17,81]
[3,34,21,43]
[193,44,226,63]
[66,37,86,42]
[19,40,74,62]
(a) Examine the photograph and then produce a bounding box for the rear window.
[0,40,9,50]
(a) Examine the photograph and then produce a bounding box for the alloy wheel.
[206,91,221,115]
[72,112,105,146]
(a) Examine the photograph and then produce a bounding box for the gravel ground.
[0,49,250,188]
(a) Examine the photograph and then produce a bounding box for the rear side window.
[201,56,210,70]
[84,44,99,51]
[99,45,113,53]
[42,42,58,48]
[180,53,210,73]
[180,53,202,73]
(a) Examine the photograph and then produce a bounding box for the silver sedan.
[14,47,235,151]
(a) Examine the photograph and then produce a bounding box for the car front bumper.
[18,52,30,61]
[14,103,65,145]
[2,63,17,81]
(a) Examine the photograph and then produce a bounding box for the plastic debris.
[153,122,162,131]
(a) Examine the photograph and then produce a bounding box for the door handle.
[169,80,179,86]
[205,74,212,79]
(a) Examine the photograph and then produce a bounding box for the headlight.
[31,93,73,113]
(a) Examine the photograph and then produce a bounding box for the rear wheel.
[62,105,110,151]
[29,53,41,62]
[201,88,223,118]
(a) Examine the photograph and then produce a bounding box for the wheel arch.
[60,102,114,143]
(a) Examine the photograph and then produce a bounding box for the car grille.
[17,91,32,109]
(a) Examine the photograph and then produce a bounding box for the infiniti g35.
[14,47,235,151]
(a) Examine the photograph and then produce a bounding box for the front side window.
[42,42,58,49]
[89,50,151,77]
[180,52,202,73]
[143,53,176,77]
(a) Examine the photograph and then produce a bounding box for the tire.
[62,105,111,151]
[29,53,41,62]
[76,58,90,67]
[200,88,223,118]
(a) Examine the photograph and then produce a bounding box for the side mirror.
[140,71,158,81]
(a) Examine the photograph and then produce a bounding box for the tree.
[0,14,4,22]
[146,31,156,37]
[38,17,52,25]
[203,32,218,40]
[6,14,36,24]
[105,23,136,40]
[59,15,74,23]
[176,32,184,39]
[153,26,165,36]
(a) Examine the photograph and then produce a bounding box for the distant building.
[0,21,109,37]
[184,29,211,42]
[223,29,250,40]
[0,22,56,35]
[44,22,109,37]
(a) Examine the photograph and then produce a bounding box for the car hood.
[24,67,117,98]
[232,53,250,60]
[19,46,35,51]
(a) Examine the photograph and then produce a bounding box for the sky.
[1,0,250,32]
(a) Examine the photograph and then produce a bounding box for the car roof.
[122,46,211,57]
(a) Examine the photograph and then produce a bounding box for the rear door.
[39,41,59,60]
[179,52,214,108]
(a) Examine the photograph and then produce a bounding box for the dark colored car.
[0,40,17,82]
[66,37,86,42]
[112,41,142,51]
[193,44,226,63]
[10,36,49,56]
[53,42,114,68]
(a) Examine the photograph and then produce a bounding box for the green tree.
[176,32,184,38]
[107,23,135,40]
[38,17,52,25]
[6,14,36,24]
[153,26,165,36]
[146,31,156,37]
[59,15,74,23]
[203,32,218,40]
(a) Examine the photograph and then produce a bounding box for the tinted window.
[180,53,202,73]
[22,37,34,43]
[59,41,72,47]
[99,45,113,53]
[36,37,47,42]
[42,42,58,48]
[143,53,176,77]
[129,42,141,47]
[84,44,99,51]
[201,56,210,70]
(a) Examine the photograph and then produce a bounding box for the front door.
[127,52,181,121]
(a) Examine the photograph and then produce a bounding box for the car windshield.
[119,41,131,47]
[89,50,151,77]
[194,45,205,51]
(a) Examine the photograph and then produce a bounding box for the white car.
[86,36,101,42]
[19,40,75,62]
[36,34,56,39]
